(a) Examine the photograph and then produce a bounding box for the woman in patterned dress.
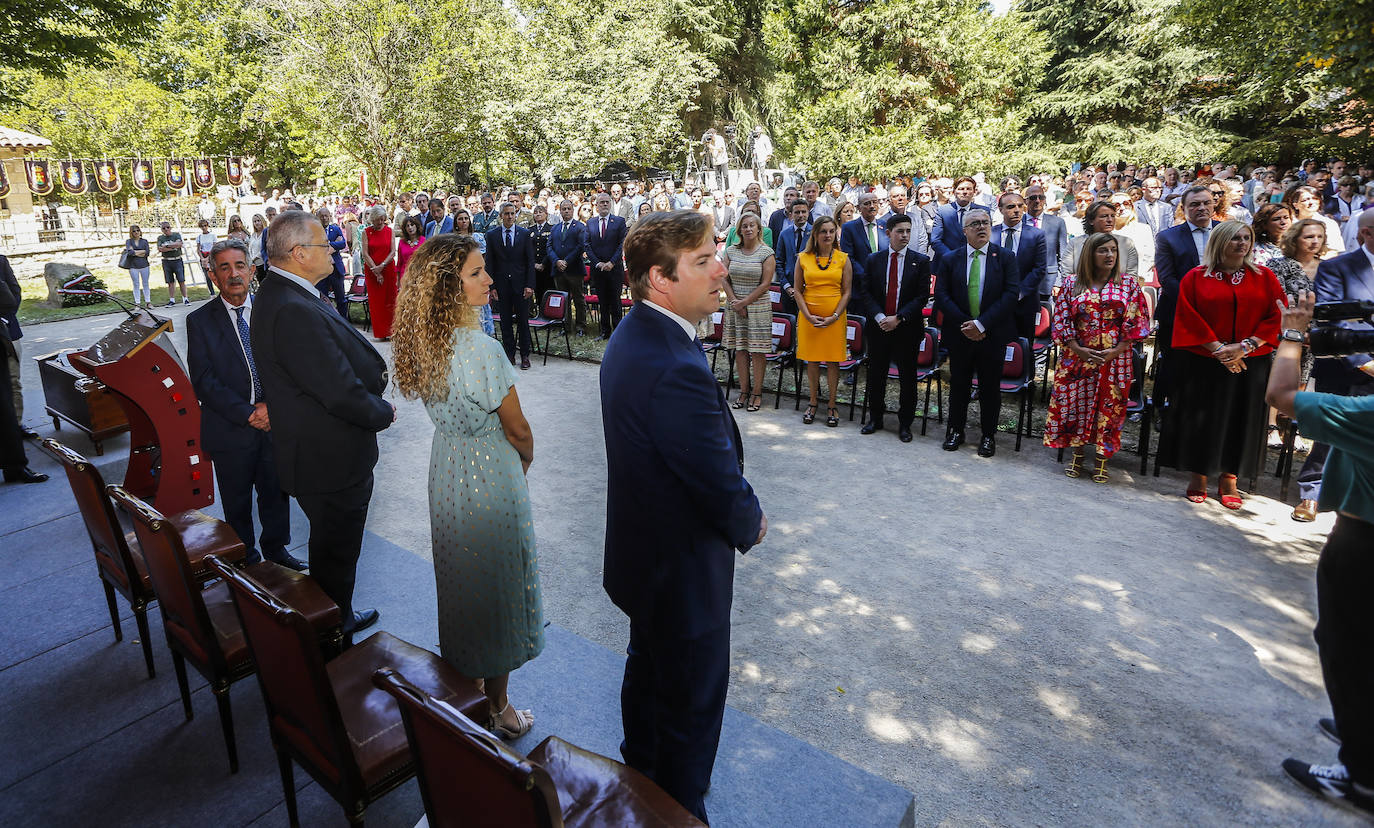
[1043,233,1150,482]
[391,233,543,740]
[720,212,776,411]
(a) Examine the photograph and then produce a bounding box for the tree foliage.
[0,0,154,105]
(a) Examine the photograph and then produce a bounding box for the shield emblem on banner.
[194,158,214,190]
[132,159,155,192]
[25,160,53,195]
[226,156,243,186]
[95,160,121,194]
[166,159,187,190]
[60,160,88,195]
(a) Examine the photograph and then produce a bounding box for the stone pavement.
[2,303,1360,826]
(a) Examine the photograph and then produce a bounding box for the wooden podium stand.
[67,311,214,514]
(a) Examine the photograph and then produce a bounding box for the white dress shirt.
[1000,223,1020,254]
[1187,222,1210,261]
[642,300,698,343]
[874,244,908,323]
[268,264,320,297]
[221,294,258,404]
[966,244,991,332]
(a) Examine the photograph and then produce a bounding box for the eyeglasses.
[1026,194,1046,201]
[293,243,333,251]
[965,220,992,228]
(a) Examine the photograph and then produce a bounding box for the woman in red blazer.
[1157,220,1286,508]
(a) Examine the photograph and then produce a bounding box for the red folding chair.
[528,290,573,364]
[980,336,1034,451]
[835,315,866,420]
[766,313,797,409]
[914,327,944,435]
[347,274,370,327]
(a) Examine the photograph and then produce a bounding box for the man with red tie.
[856,213,930,442]
[586,193,629,339]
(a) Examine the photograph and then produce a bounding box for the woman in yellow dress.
[794,215,853,427]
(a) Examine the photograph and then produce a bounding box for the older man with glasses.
[1135,177,1174,237]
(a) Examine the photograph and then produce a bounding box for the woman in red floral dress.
[1043,233,1151,481]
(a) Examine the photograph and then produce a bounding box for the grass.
[17,267,216,325]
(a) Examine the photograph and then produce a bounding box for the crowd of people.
[9,152,1368,822]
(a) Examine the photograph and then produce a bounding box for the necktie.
[958,206,965,227]
[1005,227,1016,254]
[1031,215,1040,229]
[600,218,606,238]
[868,222,878,251]
[968,250,982,317]
[886,250,899,316]
[506,228,513,248]
[234,306,263,401]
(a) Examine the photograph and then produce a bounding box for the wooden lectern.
[67,310,214,514]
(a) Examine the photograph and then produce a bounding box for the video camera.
[1310,300,1374,357]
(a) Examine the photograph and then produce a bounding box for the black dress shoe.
[347,608,380,635]
[520,356,531,370]
[3,467,48,484]
[269,553,309,572]
[860,421,882,435]
[899,426,913,443]
[20,428,39,440]
[977,436,996,457]
[942,431,964,451]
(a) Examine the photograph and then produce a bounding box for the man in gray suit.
[1023,184,1071,297]
[1135,177,1174,237]
[710,191,736,245]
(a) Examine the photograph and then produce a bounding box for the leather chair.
[42,438,248,678]
[212,559,487,827]
[107,486,341,774]
[374,667,704,828]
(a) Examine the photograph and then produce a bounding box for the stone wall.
[6,239,125,278]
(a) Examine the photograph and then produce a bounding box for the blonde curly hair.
[391,233,483,403]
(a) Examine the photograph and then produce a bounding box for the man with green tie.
[839,192,887,281]
[933,206,1020,457]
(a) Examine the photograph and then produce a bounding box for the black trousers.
[495,283,532,360]
[211,429,291,565]
[1315,515,1374,784]
[1153,320,1175,409]
[864,324,919,427]
[593,264,624,335]
[318,271,348,317]
[0,340,28,472]
[620,620,730,825]
[294,474,372,629]
[946,337,1005,437]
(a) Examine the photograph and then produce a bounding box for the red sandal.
[1217,474,1243,510]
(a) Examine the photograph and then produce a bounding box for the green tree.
[0,0,154,105]
[762,0,1051,178]
[1016,0,1229,165]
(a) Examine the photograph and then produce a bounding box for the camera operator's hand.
[1279,289,1315,332]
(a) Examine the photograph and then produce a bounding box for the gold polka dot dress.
[425,328,544,677]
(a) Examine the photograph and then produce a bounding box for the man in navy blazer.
[934,207,1020,457]
[774,200,812,312]
[991,192,1047,339]
[840,192,888,280]
[423,199,451,237]
[485,203,537,368]
[855,213,930,441]
[251,211,393,639]
[931,175,992,265]
[601,211,766,824]
[586,193,628,339]
[187,239,306,571]
[1023,184,1071,297]
[548,199,588,336]
[1153,184,1219,406]
[321,210,350,317]
[1293,209,1374,519]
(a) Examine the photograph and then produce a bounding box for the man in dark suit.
[485,203,537,369]
[1023,184,1071,299]
[601,211,766,824]
[423,198,450,237]
[1,252,35,439]
[249,210,393,640]
[773,199,811,315]
[1293,209,1374,520]
[549,199,588,337]
[1153,184,1219,408]
[991,192,1047,339]
[187,240,307,571]
[586,193,628,339]
[855,213,930,441]
[0,254,45,485]
[767,185,800,243]
[320,208,350,317]
[931,175,992,265]
[840,192,888,281]
[934,207,1020,457]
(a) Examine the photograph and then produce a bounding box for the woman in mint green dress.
[391,233,543,739]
